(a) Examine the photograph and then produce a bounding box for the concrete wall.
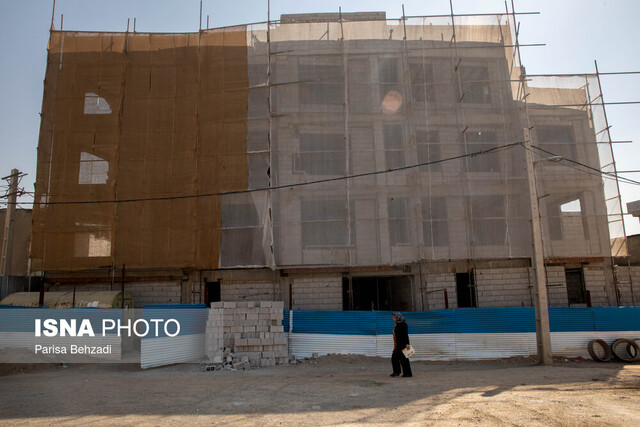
[475,268,532,308]
[546,266,568,307]
[625,234,640,265]
[291,275,342,311]
[615,266,640,306]
[46,263,624,310]
[220,281,277,302]
[583,266,608,306]
[50,281,182,307]
[421,273,456,310]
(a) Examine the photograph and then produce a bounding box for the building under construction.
[30,10,639,310]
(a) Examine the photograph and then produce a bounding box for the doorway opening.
[565,268,586,305]
[455,272,477,308]
[204,281,221,306]
[342,276,412,311]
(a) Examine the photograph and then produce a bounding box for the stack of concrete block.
[205,308,225,362]
[205,301,287,368]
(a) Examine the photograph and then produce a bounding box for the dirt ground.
[1,355,639,426]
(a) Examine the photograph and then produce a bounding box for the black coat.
[393,321,410,350]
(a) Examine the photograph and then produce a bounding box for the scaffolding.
[30,5,629,280]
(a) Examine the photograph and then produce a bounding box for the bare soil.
[1,355,639,426]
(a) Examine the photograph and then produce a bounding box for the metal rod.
[418,263,425,310]
[50,0,56,31]
[595,60,635,303]
[60,14,63,31]
[207,15,209,29]
[405,11,540,18]
[39,280,45,306]
[199,0,202,32]
[126,18,130,33]
[134,18,136,33]
[595,125,613,136]
[402,4,407,40]
[527,71,640,77]
[449,0,475,263]
[267,0,272,180]
[529,102,640,108]
[339,6,352,270]
[121,264,125,308]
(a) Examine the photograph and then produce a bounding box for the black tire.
[612,339,640,363]
[626,342,638,360]
[625,338,640,360]
[587,339,612,362]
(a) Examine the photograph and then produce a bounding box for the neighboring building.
[30,12,638,309]
[0,209,31,276]
[0,208,32,299]
[628,201,640,223]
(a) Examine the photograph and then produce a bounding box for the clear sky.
[1,0,639,235]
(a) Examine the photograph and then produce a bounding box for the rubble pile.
[204,348,251,372]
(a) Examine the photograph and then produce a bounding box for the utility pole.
[523,129,553,365]
[1,169,19,277]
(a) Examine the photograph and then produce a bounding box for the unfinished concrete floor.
[1,355,639,425]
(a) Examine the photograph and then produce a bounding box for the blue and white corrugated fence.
[140,305,208,369]
[0,307,123,361]
[283,307,640,360]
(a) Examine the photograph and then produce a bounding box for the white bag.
[402,345,415,358]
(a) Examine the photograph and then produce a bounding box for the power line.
[525,144,634,185]
[3,141,521,206]
[529,144,640,187]
[7,141,634,208]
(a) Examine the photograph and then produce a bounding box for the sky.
[1,0,639,235]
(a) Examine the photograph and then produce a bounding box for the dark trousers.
[391,349,412,376]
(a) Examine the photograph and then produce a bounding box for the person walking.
[390,312,412,377]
